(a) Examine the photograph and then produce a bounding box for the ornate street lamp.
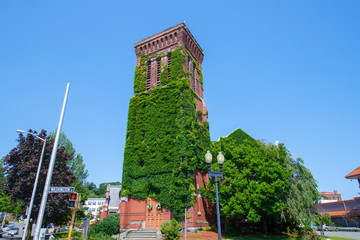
[205,150,224,240]
[17,130,47,240]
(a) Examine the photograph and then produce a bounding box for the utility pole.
[34,83,70,240]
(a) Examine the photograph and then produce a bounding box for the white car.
[8,227,19,236]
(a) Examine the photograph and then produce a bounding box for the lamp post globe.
[205,150,212,164]
[217,152,224,165]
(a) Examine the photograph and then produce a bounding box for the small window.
[156,57,161,86]
[337,197,341,201]
[167,52,171,79]
[146,60,151,90]
[332,197,336,200]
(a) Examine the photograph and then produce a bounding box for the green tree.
[94,182,121,197]
[281,158,320,230]
[201,129,319,233]
[49,132,90,222]
[3,130,76,225]
[49,132,89,191]
[0,158,22,215]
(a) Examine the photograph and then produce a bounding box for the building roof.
[346,166,360,179]
[321,210,351,217]
[134,23,203,54]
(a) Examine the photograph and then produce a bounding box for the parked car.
[8,227,19,236]
[0,229,3,237]
[59,226,70,232]
[2,224,15,232]
[4,225,17,233]
[317,225,339,231]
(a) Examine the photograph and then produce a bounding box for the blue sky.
[1,1,359,200]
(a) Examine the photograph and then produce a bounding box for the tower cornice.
[134,23,204,64]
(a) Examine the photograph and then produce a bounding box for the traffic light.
[76,194,81,209]
[68,193,77,209]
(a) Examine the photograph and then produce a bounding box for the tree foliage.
[201,129,319,232]
[48,132,91,222]
[281,158,320,229]
[86,182,121,198]
[49,132,89,192]
[2,130,76,225]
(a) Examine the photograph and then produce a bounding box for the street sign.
[49,186,75,193]
[208,171,223,178]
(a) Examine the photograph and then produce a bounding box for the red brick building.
[319,190,342,203]
[119,170,214,230]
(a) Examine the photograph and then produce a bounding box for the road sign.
[49,187,75,193]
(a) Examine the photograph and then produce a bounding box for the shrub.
[88,214,119,238]
[161,219,181,240]
[52,231,82,239]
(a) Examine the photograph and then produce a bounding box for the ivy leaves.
[123,47,210,220]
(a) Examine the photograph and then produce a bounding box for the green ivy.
[122,47,210,220]
[186,50,203,89]
[133,53,147,93]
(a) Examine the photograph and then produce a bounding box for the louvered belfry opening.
[156,57,161,86]
[146,60,151,90]
[167,52,171,79]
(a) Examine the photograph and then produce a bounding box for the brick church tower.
[119,23,213,230]
[133,23,207,121]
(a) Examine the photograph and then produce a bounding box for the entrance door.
[146,198,163,228]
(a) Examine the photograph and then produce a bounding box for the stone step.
[124,230,159,240]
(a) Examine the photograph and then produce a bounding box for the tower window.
[167,52,171,79]
[156,57,161,86]
[146,60,151,90]
[193,63,196,92]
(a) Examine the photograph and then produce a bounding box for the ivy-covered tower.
[120,23,211,228]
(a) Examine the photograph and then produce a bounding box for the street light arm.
[17,129,46,142]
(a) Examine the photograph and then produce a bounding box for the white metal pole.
[22,138,47,240]
[34,83,70,240]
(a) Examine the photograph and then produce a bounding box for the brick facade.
[119,171,214,230]
[134,23,207,122]
[319,190,342,203]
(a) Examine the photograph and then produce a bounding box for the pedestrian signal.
[68,193,77,209]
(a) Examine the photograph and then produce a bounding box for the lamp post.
[205,150,224,240]
[16,130,47,240]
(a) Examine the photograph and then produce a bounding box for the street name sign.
[49,186,75,193]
